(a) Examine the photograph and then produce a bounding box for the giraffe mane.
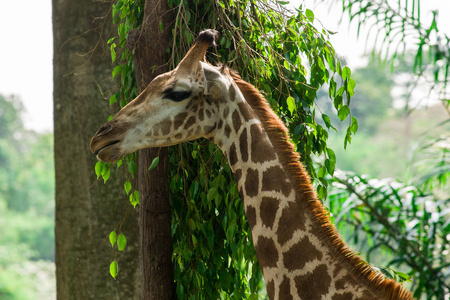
[230,71,413,300]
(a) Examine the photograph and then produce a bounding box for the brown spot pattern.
[234,169,242,183]
[161,118,171,135]
[333,262,343,278]
[245,168,259,197]
[239,128,248,162]
[283,236,322,271]
[228,143,238,166]
[336,275,360,291]
[262,166,291,197]
[238,102,254,121]
[245,205,257,230]
[279,276,293,300]
[223,107,230,119]
[224,124,232,138]
[266,280,275,300]
[332,292,354,300]
[198,108,204,121]
[294,264,331,300]
[184,116,196,129]
[150,117,170,136]
[250,124,276,163]
[229,83,236,101]
[260,197,279,229]
[204,123,216,134]
[190,103,198,112]
[277,201,306,245]
[174,112,188,130]
[256,236,279,268]
[232,110,242,133]
[361,291,376,299]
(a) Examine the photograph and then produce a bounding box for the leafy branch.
[329,171,450,299]
[323,0,450,107]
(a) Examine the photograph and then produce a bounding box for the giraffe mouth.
[92,140,120,156]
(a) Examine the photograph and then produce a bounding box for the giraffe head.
[90,30,230,163]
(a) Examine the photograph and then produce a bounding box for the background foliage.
[0,94,55,299]
[327,0,450,109]
[318,0,450,299]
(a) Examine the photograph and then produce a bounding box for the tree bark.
[53,0,140,299]
[127,1,176,299]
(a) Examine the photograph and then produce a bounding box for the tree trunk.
[53,0,140,299]
[127,1,176,299]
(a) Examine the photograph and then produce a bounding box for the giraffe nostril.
[96,124,112,136]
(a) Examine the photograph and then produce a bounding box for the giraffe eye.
[165,91,191,102]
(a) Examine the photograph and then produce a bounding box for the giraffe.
[90,29,413,300]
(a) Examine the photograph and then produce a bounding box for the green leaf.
[344,130,353,149]
[350,116,359,133]
[159,21,164,32]
[110,43,117,62]
[148,156,160,171]
[326,53,336,73]
[95,161,103,179]
[325,158,335,175]
[286,96,296,115]
[317,184,327,200]
[342,66,351,80]
[109,94,117,105]
[326,148,336,162]
[321,114,336,131]
[124,180,132,195]
[305,9,315,23]
[110,260,118,279]
[338,105,350,121]
[112,65,122,79]
[109,231,117,247]
[294,124,304,136]
[128,160,137,177]
[347,78,356,95]
[393,270,411,282]
[130,190,139,208]
[318,166,326,178]
[117,233,127,251]
[103,168,111,183]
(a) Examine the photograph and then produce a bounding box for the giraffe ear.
[200,62,227,98]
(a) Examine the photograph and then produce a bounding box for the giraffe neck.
[211,76,413,300]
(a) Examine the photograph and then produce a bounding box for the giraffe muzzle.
[91,140,120,156]
[94,124,113,136]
